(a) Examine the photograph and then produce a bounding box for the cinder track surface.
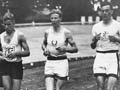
[21,58,120,90]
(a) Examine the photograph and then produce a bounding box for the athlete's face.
[50,13,62,27]
[100,5,113,21]
[3,19,14,33]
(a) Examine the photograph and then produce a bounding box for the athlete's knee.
[106,86,114,90]
[3,86,11,90]
[12,87,21,90]
[96,81,105,90]
[106,83,116,90]
[2,83,11,90]
[97,85,104,90]
[12,84,21,90]
[12,79,22,90]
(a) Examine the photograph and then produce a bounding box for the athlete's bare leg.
[45,77,54,90]
[56,79,65,90]
[2,76,11,90]
[96,76,105,90]
[12,79,21,90]
[106,76,117,90]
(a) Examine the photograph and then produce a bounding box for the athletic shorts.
[44,59,69,80]
[0,61,23,79]
[93,51,119,78]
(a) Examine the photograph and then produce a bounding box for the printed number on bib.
[4,46,15,56]
[4,46,16,61]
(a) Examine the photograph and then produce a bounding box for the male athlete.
[0,11,30,90]
[42,9,78,90]
[91,1,120,90]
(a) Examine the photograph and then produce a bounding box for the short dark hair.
[101,1,113,9]
[49,9,63,18]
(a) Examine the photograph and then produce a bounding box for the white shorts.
[93,52,119,78]
[44,59,69,78]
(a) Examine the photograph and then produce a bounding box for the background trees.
[0,0,119,23]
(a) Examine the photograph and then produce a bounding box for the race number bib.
[4,46,15,56]
[2,46,16,61]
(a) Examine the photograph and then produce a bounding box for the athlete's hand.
[92,33,101,42]
[56,46,67,53]
[0,51,3,56]
[0,51,6,61]
[5,52,16,60]
[43,49,50,56]
[109,35,118,42]
[4,52,17,62]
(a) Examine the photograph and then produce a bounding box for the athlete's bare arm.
[41,32,50,56]
[109,33,120,43]
[18,34,30,57]
[6,34,30,59]
[91,33,101,49]
[0,37,4,59]
[0,37,2,52]
[66,32,78,53]
[0,36,2,51]
[42,32,48,51]
[56,32,78,53]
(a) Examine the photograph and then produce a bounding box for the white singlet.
[0,30,23,62]
[46,26,71,57]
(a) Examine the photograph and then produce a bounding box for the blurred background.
[0,0,120,23]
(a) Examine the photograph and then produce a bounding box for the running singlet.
[46,26,71,57]
[0,30,23,62]
[92,19,120,51]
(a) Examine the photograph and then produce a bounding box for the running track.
[20,58,120,90]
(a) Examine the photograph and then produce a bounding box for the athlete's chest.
[1,32,18,46]
[47,31,66,46]
[4,34,14,44]
[95,24,119,36]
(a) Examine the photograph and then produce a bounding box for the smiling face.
[100,4,113,22]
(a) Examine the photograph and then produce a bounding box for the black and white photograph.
[0,0,120,90]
